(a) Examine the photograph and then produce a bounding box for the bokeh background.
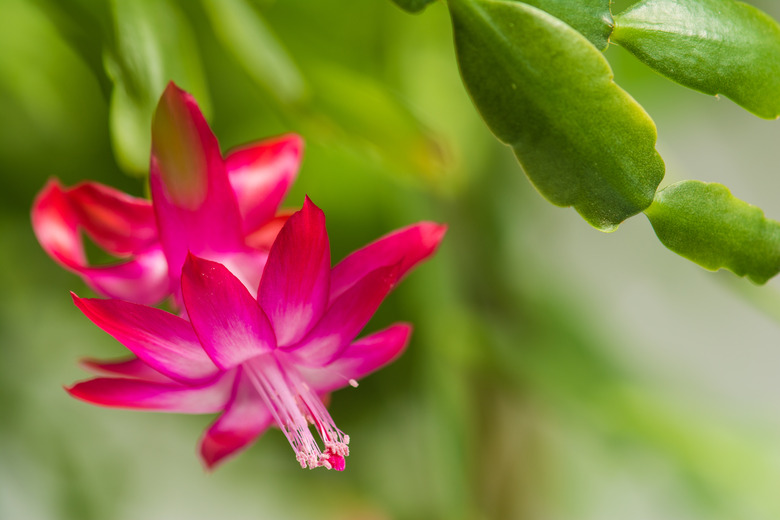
[3,0,780,519]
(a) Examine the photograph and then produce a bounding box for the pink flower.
[32,82,301,307]
[68,198,446,470]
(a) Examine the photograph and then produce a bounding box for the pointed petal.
[80,356,175,383]
[73,294,219,383]
[66,373,233,413]
[32,179,157,258]
[287,263,400,366]
[150,82,244,287]
[225,134,303,234]
[299,324,412,393]
[199,368,273,469]
[258,197,331,346]
[182,255,276,369]
[330,222,447,302]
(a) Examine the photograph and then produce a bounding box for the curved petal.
[199,367,273,469]
[33,181,170,304]
[244,212,292,251]
[286,263,400,366]
[182,255,276,370]
[216,248,269,300]
[225,134,303,234]
[39,248,168,305]
[258,197,330,346]
[32,179,86,266]
[330,222,447,302]
[73,294,219,384]
[80,356,175,383]
[65,182,157,254]
[76,249,170,305]
[150,83,244,288]
[298,324,412,394]
[66,373,234,413]
[32,179,157,259]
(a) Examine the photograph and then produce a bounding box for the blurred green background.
[3,0,780,519]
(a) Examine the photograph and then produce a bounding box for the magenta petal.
[244,212,290,250]
[150,83,244,289]
[32,179,86,266]
[80,356,175,383]
[182,255,276,369]
[258,197,331,346]
[217,248,270,300]
[199,368,273,469]
[33,180,169,303]
[73,294,219,384]
[226,134,303,234]
[300,324,411,394]
[287,263,400,366]
[76,249,171,305]
[64,182,157,254]
[32,179,157,259]
[330,222,447,302]
[67,373,233,413]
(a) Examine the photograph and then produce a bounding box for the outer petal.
[244,212,291,251]
[73,294,219,384]
[199,367,273,470]
[286,263,400,366]
[258,197,330,346]
[150,83,244,289]
[32,180,169,304]
[66,182,157,254]
[299,324,412,394]
[225,134,303,234]
[182,255,276,370]
[75,249,170,305]
[32,179,157,258]
[66,373,234,413]
[80,356,175,383]
[32,179,86,266]
[330,222,447,302]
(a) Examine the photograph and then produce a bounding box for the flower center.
[245,354,349,470]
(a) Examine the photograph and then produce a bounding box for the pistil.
[245,353,349,470]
